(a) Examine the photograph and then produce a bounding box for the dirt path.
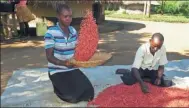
[1,19,189,94]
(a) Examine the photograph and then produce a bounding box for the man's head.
[149,33,164,53]
[56,4,72,27]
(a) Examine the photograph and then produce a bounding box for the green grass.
[105,10,189,23]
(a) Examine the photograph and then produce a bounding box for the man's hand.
[154,78,161,85]
[132,68,150,94]
[140,82,150,93]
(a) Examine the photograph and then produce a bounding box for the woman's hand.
[65,60,78,68]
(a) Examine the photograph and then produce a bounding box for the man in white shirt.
[116,33,172,93]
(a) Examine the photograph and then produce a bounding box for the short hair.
[151,33,164,42]
[56,4,71,14]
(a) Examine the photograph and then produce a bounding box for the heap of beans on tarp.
[88,83,189,107]
[74,10,99,61]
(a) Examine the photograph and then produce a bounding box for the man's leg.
[116,69,137,85]
[150,70,173,87]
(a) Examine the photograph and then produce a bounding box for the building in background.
[106,1,160,14]
[27,0,122,26]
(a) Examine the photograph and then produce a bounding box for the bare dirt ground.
[1,18,189,94]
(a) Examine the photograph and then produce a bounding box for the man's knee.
[121,73,136,85]
[162,79,173,87]
[131,70,135,77]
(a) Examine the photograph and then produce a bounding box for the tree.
[161,0,165,15]
[143,1,147,15]
[146,0,151,17]
[143,0,151,18]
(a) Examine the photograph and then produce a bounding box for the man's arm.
[157,46,168,78]
[154,65,164,85]
[157,65,164,79]
[131,68,143,84]
[131,46,144,84]
[131,46,149,93]
[155,46,168,85]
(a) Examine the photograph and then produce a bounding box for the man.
[117,33,172,93]
[44,4,94,103]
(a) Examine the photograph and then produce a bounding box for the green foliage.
[164,1,179,14]
[105,10,189,23]
[105,10,116,15]
[122,11,127,15]
[178,1,189,16]
[154,1,189,16]
[105,3,119,11]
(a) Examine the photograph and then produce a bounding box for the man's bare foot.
[140,83,149,94]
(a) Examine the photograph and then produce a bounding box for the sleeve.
[132,46,145,69]
[44,30,55,49]
[159,46,168,66]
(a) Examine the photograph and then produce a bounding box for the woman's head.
[56,4,72,27]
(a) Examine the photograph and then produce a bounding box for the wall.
[28,2,105,25]
[120,4,156,14]
[126,4,144,11]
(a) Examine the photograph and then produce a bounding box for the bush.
[105,3,119,11]
[105,10,116,15]
[164,1,179,14]
[154,1,178,15]
[178,1,189,16]
[154,1,189,16]
[105,10,189,23]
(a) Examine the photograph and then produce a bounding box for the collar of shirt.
[56,22,73,37]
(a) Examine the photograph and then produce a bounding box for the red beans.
[74,10,99,61]
[88,83,189,107]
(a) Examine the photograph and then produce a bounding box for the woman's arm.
[44,30,73,67]
[45,48,67,66]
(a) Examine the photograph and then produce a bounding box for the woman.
[44,4,94,103]
[15,0,35,38]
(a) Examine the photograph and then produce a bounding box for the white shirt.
[132,42,168,70]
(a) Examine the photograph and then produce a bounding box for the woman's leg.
[49,69,94,103]
[70,69,94,102]
[19,22,25,37]
[24,22,29,36]
[77,74,94,102]
[81,87,94,102]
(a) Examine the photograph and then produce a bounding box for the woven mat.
[1,59,189,107]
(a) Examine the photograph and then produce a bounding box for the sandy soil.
[1,18,189,94]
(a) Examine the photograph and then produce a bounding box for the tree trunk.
[146,0,151,18]
[161,0,164,15]
[143,1,147,15]
[2,14,9,39]
[0,17,5,41]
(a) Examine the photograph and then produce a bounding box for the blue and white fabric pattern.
[44,22,78,74]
